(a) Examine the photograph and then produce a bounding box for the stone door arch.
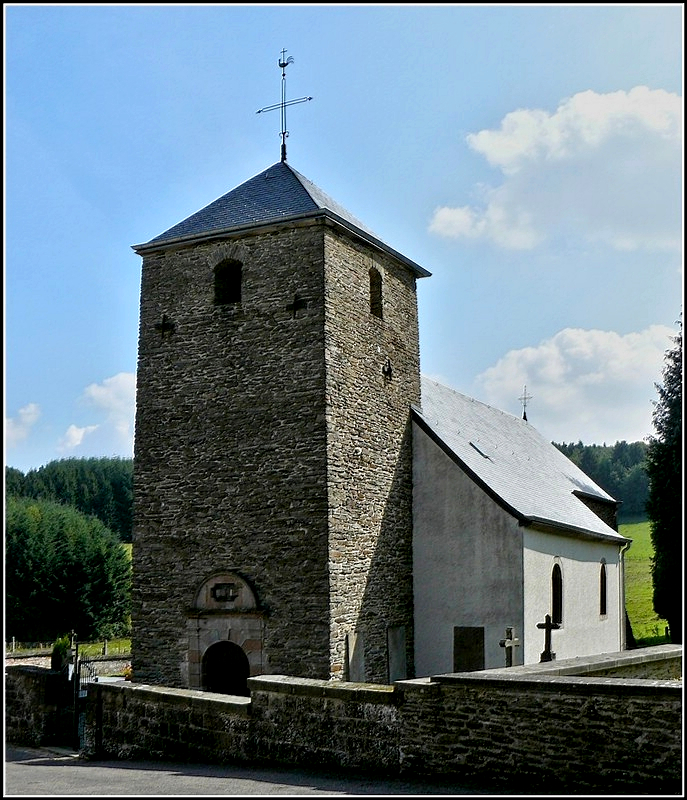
[184,571,267,689]
[202,640,251,695]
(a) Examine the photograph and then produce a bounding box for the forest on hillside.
[6,440,649,535]
[6,457,133,542]
[553,440,648,520]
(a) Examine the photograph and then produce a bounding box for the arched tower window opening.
[214,259,242,305]
[599,562,607,616]
[369,267,383,319]
[551,563,563,624]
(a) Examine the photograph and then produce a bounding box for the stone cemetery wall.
[5,666,71,747]
[246,675,402,773]
[81,682,253,764]
[399,672,681,792]
[7,646,681,793]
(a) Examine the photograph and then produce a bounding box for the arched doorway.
[185,571,266,689]
[202,641,250,696]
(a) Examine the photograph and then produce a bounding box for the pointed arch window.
[214,259,242,305]
[551,563,563,624]
[599,561,607,616]
[369,267,383,319]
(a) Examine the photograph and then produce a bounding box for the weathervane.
[519,385,533,422]
[256,49,312,162]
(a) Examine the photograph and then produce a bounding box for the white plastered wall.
[522,528,624,664]
[412,423,524,677]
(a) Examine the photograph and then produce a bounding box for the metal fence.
[5,638,130,656]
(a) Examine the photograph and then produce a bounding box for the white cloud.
[59,372,136,457]
[430,86,682,251]
[474,325,675,444]
[5,403,41,448]
[58,423,99,452]
[82,372,136,442]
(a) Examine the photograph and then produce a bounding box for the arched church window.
[214,259,242,305]
[599,561,607,616]
[551,563,563,624]
[369,267,383,319]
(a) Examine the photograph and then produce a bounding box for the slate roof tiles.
[415,376,628,543]
[134,161,430,277]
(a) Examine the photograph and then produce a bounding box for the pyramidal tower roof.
[133,161,430,277]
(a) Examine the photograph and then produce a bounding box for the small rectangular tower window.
[369,267,383,319]
[214,259,242,305]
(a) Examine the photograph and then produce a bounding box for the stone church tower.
[131,160,430,690]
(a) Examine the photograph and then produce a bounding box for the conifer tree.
[5,497,131,641]
[645,320,682,643]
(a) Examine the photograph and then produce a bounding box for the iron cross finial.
[519,385,533,422]
[257,50,312,162]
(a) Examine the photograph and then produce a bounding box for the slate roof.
[134,161,430,277]
[414,376,628,543]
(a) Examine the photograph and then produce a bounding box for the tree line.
[6,457,133,542]
[6,457,133,642]
[6,441,651,545]
[5,496,131,642]
[3,441,651,643]
[552,440,649,521]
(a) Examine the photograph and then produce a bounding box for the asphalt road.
[5,745,510,796]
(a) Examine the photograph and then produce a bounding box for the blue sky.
[5,4,683,473]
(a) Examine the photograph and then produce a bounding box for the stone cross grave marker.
[498,626,520,667]
[536,613,560,662]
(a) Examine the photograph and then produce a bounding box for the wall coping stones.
[248,674,399,704]
[104,682,252,715]
[5,665,58,675]
[418,671,681,695]
[406,644,682,696]
[488,643,681,676]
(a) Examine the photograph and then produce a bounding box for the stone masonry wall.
[5,666,71,747]
[81,682,253,764]
[248,674,401,772]
[133,222,332,686]
[399,673,681,793]
[133,217,422,688]
[323,227,421,682]
[79,663,680,792]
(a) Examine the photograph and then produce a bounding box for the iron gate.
[73,643,98,749]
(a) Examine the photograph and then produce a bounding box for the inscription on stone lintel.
[211,583,239,602]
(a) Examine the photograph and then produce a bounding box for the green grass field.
[620,520,669,645]
[77,638,131,657]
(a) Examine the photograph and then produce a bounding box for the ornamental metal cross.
[256,49,312,163]
[498,626,521,667]
[519,385,533,422]
[154,313,175,340]
[537,613,560,662]
[286,293,307,318]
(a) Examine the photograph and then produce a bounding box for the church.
[130,154,630,692]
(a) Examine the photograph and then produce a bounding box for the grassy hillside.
[620,520,669,645]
